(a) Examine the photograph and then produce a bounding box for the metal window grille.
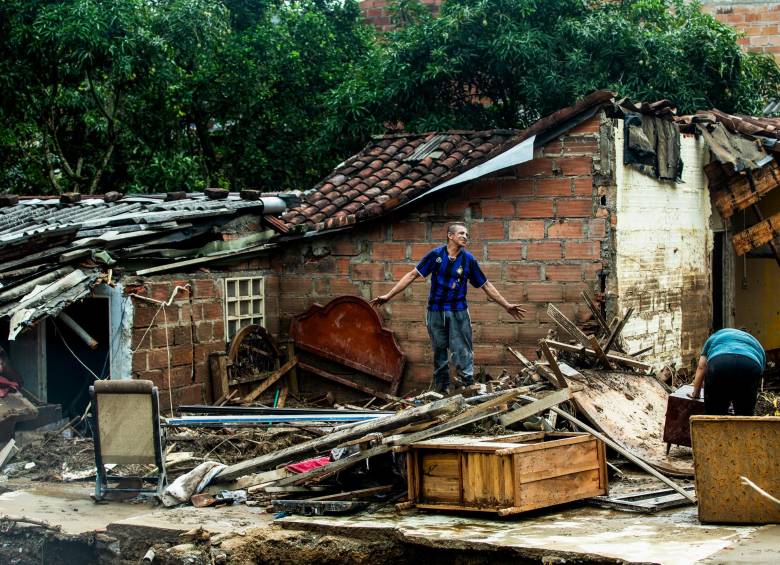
[223,276,265,341]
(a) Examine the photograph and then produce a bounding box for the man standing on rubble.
[689,328,765,415]
[370,223,526,394]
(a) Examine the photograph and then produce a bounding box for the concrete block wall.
[272,113,608,392]
[612,125,712,370]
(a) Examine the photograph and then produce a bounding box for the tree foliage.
[326,0,780,141]
[0,0,778,195]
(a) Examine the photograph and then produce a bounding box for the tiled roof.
[284,90,617,232]
[282,129,519,231]
[676,110,780,141]
[617,96,780,141]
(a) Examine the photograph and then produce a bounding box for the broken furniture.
[404,432,607,515]
[663,384,705,453]
[210,324,298,406]
[90,379,167,501]
[290,296,405,401]
[690,415,780,523]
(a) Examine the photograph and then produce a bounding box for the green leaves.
[1,0,778,195]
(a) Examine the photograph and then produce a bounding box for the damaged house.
[0,90,778,424]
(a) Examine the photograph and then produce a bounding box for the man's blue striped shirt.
[415,246,487,311]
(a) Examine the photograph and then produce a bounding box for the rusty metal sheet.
[567,369,694,477]
[289,296,405,393]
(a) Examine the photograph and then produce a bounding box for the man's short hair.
[447,223,467,235]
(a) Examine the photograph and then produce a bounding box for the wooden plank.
[732,210,780,256]
[539,341,566,389]
[209,353,229,402]
[514,439,600,482]
[420,452,461,503]
[587,335,612,368]
[411,432,547,449]
[284,341,300,395]
[516,468,605,513]
[242,357,297,404]
[506,346,534,369]
[602,307,634,354]
[497,434,593,455]
[216,395,463,481]
[581,291,610,334]
[547,304,592,349]
[543,339,652,372]
[499,388,570,427]
[691,416,780,523]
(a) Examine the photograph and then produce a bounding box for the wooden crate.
[691,416,780,524]
[405,432,607,515]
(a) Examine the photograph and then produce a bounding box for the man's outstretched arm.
[480,281,527,320]
[370,269,420,308]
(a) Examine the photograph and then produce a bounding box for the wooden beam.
[732,210,780,256]
[587,335,612,368]
[581,291,610,335]
[242,357,298,404]
[539,341,566,389]
[215,395,464,481]
[602,307,634,354]
[499,388,571,427]
[543,339,652,372]
[506,346,535,370]
[547,304,592,349]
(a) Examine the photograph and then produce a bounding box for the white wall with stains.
[613,126,712,369]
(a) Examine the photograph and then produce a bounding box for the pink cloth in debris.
[0,376,19,398]
[285,456,331,474]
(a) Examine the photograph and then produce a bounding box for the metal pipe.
[57,311,98,349]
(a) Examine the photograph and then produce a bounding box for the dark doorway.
[712,231,724,331]
[46,298,110,419]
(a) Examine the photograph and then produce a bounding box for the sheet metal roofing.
[0,194,269,245]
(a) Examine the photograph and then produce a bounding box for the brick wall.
[361,1,780,62]
[359,0,441,31]
[272,113,608,392]
[610,125,712,370]
[128,277,226,412]
[702,1,780,61]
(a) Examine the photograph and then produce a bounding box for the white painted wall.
[613,125,712,369]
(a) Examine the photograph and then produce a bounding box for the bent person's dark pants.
[426,310,473,390]
[704,353,762,416]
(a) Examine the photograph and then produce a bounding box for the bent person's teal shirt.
[702,328,765,370]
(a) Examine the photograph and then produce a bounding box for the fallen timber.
[214,395,464,482]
